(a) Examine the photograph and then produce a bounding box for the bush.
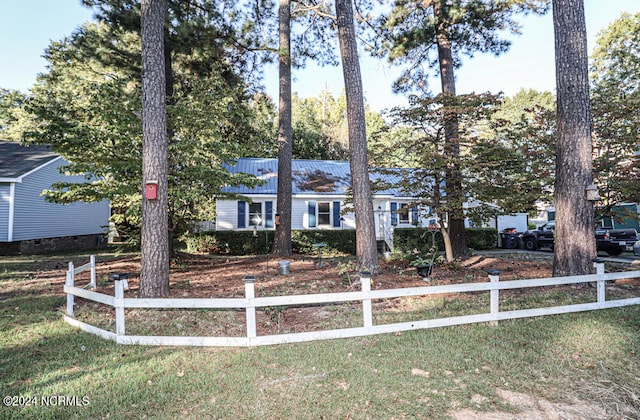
[183,231,273,255]
[184,228,495,256]
[393,228,441,255]
[182,233,224,254]
[291,230,356,255]
[183,230,356,255]
[393,227,497,255]
[466,228,499,250]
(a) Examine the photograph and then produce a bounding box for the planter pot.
[415,264,432,278]
[278,260,290,275]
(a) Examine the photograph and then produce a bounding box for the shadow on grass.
[1,251,639,418]
[1,318,183,419]
[1,303,639,419]
[0,295,66,330]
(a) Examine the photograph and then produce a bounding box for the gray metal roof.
[222,158,409,197]
[0,141,59,180]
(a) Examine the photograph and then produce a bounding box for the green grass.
[1,252,640,419]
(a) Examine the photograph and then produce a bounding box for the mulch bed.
[80,253,555,299]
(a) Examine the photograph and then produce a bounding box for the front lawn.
[1,250,639,419]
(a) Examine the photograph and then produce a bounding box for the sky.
[1,1,639,113]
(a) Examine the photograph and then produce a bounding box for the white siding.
[216,200,238,230]
[342,210,356,229]
[217,197,356,231]
[292,199,307,230]
[496,214,528,232]
[216,196,278,230]
[292,198,355,230]
[218,198,306,231]
[11,160,110,241]
[216,192,507,236]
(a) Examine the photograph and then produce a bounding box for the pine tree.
[551,0,596,276]
[336,0,379,273]
[273,0,293,257]
[139,0,169,297]
[375,0,548,260]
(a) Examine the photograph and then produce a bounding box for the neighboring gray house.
[0,141,110,255]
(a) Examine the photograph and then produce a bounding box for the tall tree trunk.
[139,0,169,297]
[273,0,293,257]
[164,26,176,257]
[434,0,468,261]
[552,0,596,276]
[336,0,379,273]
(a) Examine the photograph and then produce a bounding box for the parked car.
[521,221,639,256]
[522,222,555,251]
[596,227,639,256]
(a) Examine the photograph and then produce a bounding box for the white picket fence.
[63,257,640,347]
[68,255,96,287]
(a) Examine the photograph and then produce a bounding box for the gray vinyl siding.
[0,183,10,241]
[11,160,110,241]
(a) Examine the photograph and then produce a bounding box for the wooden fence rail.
[63,257,640,347]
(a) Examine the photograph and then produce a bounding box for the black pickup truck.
[521,221,639,256]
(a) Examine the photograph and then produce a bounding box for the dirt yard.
[65,252,557,336]
[63,250,639,338]
[88,252,555,299]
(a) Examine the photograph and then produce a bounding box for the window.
[597,216,613,229]
[308,200,341,228]
[399,204,410,224]
[249,202,263,226]
[238,200,273,229]
[318,202,331,226]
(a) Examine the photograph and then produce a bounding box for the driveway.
[478,249,640,266]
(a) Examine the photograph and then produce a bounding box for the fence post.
[114,280,125,336]
[90,255,96,290]
[487,270,500,326]
[65,268,74,317]
[244,276,257,339]
[360,272,373,329]
[592,258,606,307]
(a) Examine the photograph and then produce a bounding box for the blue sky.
[1,1,639,112]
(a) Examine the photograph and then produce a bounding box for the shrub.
[183,230,356,255]
[291,230,356,255]
[183,231,273,255]
[184,228,495,256]
[393,227,497,255]
[466,228,499,250]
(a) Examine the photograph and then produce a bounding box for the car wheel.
[524,237,538,251]
[606,247,623,256]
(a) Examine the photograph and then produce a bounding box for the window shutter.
[308,201,317,228]
[265,201,273,228]
[332,201,341,227]
[411,207,418,225]
[390,202,398,226]
[237,201,246,228]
